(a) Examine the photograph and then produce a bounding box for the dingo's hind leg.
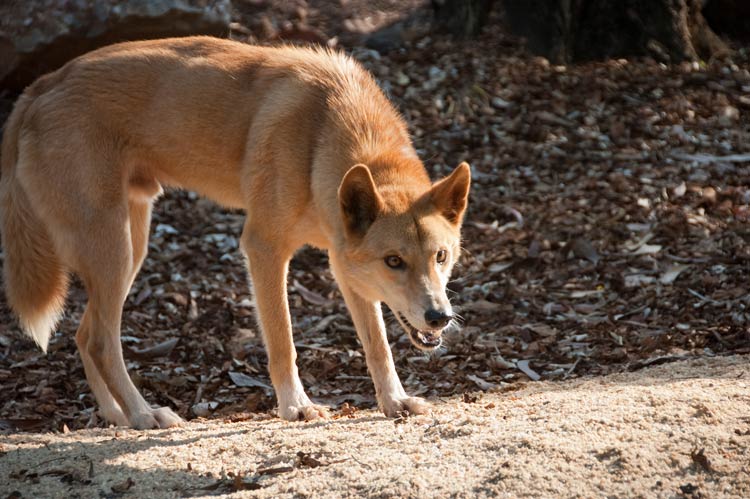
[75,200,180,429]
[75,199,159,427]
[76,309,129,426]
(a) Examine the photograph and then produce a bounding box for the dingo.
[0,37,470,429]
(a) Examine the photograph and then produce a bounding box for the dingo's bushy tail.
[1,94,69,352]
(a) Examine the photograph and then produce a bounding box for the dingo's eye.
[436,250,447,265]
[385,255,404,269]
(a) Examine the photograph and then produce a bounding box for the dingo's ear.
[430,162,471,225]
[339,164,383,238]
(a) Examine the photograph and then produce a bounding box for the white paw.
[129,407,183,429]
[380,395,431,418]
[278,403,329,422]
[276,387,328,421]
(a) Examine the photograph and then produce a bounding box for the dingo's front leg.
[242,235,327,421]
[335,277,430,417]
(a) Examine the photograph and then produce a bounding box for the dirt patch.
[2,355,748,498]
[1,1,749,435]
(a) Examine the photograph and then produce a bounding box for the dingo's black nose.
[424,309,452,329]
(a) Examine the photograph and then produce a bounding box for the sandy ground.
[1,355,749,499]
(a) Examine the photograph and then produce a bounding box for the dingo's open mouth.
[398,313,442,350]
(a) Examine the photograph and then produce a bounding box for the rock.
[0,0,232,92]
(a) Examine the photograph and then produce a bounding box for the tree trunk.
[703,0,750,42]
[432,0,495,37]
[501,0,728,63]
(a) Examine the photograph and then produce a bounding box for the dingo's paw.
[100,406,129,427]
[381,395,431,418]
[276,386,329,421]
[279,403,329,422]
[129,407,183,429]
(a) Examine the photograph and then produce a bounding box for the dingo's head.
[337,161,470,351]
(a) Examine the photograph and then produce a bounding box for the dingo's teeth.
[398,313,443,350]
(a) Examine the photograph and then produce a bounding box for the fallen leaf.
[467,374,495,390]
[465,300,503,312]
[228,372,272,390]
[257,465,294,476]
[660,264,689,285]
[126,338,179,360]
[488,261,514,273]
[569,238,600,264]
[516,360,541,381]
[336,402,358,418]
[632,244,662,255]
[292,279,331,306]
[522,323,558,337]
[625,274,655,288]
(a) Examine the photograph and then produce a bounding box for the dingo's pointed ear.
[430,162,471,225]
[339,164,383,238]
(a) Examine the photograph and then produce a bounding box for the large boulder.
[0,0,232,92]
